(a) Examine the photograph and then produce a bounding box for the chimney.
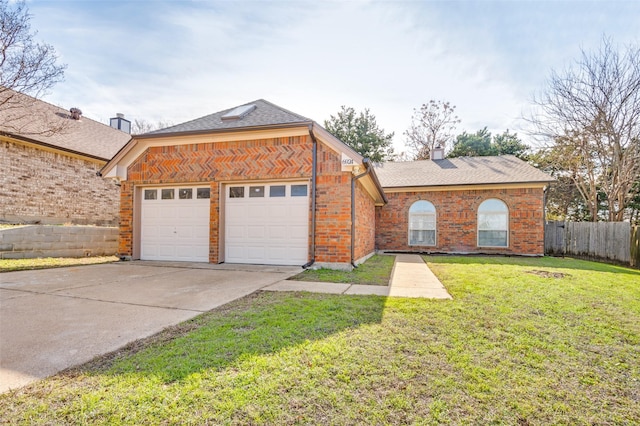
[431,144,445,160]
[69,107,82,120]
[110,113,131,134]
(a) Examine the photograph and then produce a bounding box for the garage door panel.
[227,225,245,238]
[225,182,309,265]
[289,226,308,240]
[247,225,265,238]
[247,246,266,261]
[141,186,210,262]
[268,225,287,239]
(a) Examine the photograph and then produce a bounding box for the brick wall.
[1,140,119,226]
[119,135,368,266]
[376,187,545,256]
[314,143,352,265]
[354,179,376,261]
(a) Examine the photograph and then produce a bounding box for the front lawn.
[289,254,395,285]
[1,256,638,424]
[0,256,119,272]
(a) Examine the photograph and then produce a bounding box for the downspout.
[302,125,318,269]
[351,158,372,268]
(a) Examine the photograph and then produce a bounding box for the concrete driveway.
[0,261,299,393]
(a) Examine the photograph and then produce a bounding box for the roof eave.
[138,121,314,139]
[1,131,111,162]
[382,180,554,191]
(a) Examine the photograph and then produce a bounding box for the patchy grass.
[0,256,119,272]
[289,254,395,286]
[1,256,639,424]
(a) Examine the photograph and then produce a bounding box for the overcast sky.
[29,0,640,153]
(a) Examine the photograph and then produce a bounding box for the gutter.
[351,158,373,268]
[302,124,318,269]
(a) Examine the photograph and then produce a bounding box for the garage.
[140,186,210,262]
[225,182,309,265]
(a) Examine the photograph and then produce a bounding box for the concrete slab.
[389,254,452,299]
[0,262,295,393]
[262,281,351,294]
[57,269,293,311]
[0,288,32,302]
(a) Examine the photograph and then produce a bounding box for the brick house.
[101,100,552,269]
[374,154,552,256]
[0,89,131,225]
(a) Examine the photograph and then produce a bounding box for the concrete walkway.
[263,254,452,299]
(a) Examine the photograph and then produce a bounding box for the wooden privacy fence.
[545,221,640,267]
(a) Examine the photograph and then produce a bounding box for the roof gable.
[147,99,312,135]
[374,155,553,188]
[0,89,131,160]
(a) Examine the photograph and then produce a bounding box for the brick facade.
[118,135,369,266]
[376,187,545,256]
[1,140,120,226]
[354,179,376,261]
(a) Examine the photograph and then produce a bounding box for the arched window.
[478,199,509,247]
[409,201,436,246]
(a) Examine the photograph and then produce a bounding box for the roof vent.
[70,107,82,120]
[431,145,445,160]
[221,104,257,121]
[110,113,131,134]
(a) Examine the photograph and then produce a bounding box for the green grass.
[1,256,639,424]
[289,254,395,285]
[0,256,119,272]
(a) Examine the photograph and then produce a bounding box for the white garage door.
[225,182,309,265]
[140,186,210,262]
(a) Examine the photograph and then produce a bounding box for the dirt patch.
[527,270,569,279]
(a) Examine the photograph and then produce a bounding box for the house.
[374,154,552,256]
[0,89,132,225]
[101,100,552,269]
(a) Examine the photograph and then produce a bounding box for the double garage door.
[140,182,309,265]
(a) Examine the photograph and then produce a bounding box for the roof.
[0,88,131,161]
[147,99,312,136]
[374,155,553,188]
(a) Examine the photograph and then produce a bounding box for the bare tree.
[404,100,460,160]
[131,118,174,135]
[0,0,65,134]
[531,37,640,222]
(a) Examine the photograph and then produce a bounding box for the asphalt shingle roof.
[148,99,312,135]
[0,89,131,160]
[374,155,553,188]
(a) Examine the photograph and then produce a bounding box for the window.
[144,189,157,200]
[249,186,265,198]
[161,189,174,200]
[408,201,436,246]
[197,188,210,199]
[478,199,508,247]
[291,184,308,197]
[270,185,286,197]
[179,188,192,199]
[229,187,244,198]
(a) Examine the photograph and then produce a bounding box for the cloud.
[28,0,640,151]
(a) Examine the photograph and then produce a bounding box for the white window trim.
[408,201,437,247]
[477,199,509,248]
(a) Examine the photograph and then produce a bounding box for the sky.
[27,0,640,154]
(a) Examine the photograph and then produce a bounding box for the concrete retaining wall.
[0,226,118,259]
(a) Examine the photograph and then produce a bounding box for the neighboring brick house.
[101,100,552,269]
[0,89,131,225]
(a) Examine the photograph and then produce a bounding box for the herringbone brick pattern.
[128,137,313,183]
